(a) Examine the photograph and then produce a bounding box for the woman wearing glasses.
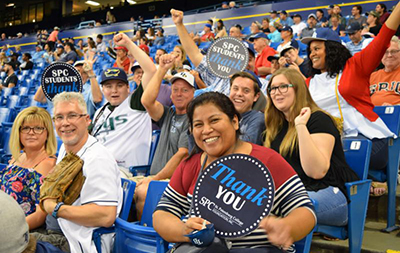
[0,107,57,230]
[300,4,400,195]
[264,68,358,227]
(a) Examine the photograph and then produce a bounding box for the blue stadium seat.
[1,95,19,108]
[0,107,16,123]
[93,178,136,253]
[114,181,169,253]
[0,122,13,163]
[371,105,400,232]
[305,138,372,253]
[129,130,161,176]
[0,87,15,98]
[270,42,280,50]
[242,26,251,35]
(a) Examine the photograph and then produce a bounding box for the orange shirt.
[255,46,277,78]
[370,67,400,106]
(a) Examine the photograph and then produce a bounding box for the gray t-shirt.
[150,106,189,175]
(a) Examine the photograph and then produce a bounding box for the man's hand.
[113,33,131,48]
[171,9,184,25]
[84,51,97,72]
[159,54,176,70]
[136,177,153,187]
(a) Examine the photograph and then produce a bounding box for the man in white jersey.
[41,92,122,253]
[90,33,156,171]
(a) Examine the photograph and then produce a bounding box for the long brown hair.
[264,68,337,156]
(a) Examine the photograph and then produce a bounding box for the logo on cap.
[104,68,121,77]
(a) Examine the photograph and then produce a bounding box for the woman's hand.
[113,33,131,47]
[294,107,311,127]
[260,215,294,250]
[183,217,209,235]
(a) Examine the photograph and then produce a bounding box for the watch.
[52,202,64,219]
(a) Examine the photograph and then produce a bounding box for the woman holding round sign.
[0,107,57,230]
[264,68,359,227]
[154,92,315,252]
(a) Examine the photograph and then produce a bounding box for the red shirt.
[255,46,277,78]
[201,32,215,42]
[113,57,131,73]
[306,24,396,122]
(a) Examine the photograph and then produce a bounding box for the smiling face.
[309,40,327,72]
[171,79,194,114]
[269,74,295,117]
[283,48,298,64]
[102,80,130,106]
[192,103,239,160]
[20,120,47,151]
[382,41,400,71]
[229,76,259,114]
[53,100,90,153]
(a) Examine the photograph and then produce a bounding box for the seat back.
[149,130,161,165]
[0,122,13,161]
[6,95,19,109]
[373,105,400,135]
[119,178,136,221]
[140,181,168,227]
[342,138,372,180]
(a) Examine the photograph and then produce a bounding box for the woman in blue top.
[0,107,57,230]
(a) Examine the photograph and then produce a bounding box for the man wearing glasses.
[344,22,373,55]
[41,92,122,253]
[370,36,400,106]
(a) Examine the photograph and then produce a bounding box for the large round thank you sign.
[193,154,274,238]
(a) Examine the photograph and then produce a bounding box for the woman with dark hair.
[376,3,390,24]
[264,68,358,226]
[153,92,315,252]
[215,19,228,39]
[301,3,400,194]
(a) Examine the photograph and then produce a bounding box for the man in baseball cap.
[279,10,294,26]
[249,32,277,78]
[136,53,195,219]
[344,22,373,55]
[113,45,131,73]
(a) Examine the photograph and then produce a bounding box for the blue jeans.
[307,186,348,226]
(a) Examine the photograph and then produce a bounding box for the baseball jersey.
[92,86,152,168]
[57,135,122,253]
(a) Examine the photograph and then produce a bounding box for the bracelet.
[88,75,96,79]
[52,202,64,219]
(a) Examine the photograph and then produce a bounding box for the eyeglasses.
[20,126,46,134]
[52,113,87,123]
[384,49,400,55]
[267,84,294,95]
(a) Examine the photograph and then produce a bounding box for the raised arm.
[385,2,400,30]
[295,108,334,179]
[34,86,47,103]
[113,33,156,90]
[84,51,103,103]
[171,9,204,67]
[141,54,175,121]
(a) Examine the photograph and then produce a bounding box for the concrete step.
[310,221,400,253]
[366,185,400,223]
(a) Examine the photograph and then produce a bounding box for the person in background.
[200,24,215,42]
[291,14,307,38]
[59,42,78,65]
[20,53,34,71]
[348,5,367,27]
[345,22,373,55]
[279,10,294,26]
[250,21,262,36]
[261,18,271,34]
[153,91,316,252]
[265,68,358,227]
[215,19,228,39]
[52,44,65,62]
[279,42,310,78]
[267,22,282,43]
[250,32,277,78]
[269,10,280,26]
[113,45,131,73]
[332,5,347,26]
[277,26,295,53]
[370,36,400,106]
[154,27,166,46]
[96,34,107,52]
[32,45,44,62]
[365,10,382,36]
[329,14,346,36]
[229,24,243,39]
[376,3,390,24]
[47,26,59,51]
[316,9,328,27]
[300,14,318,39]
[0,107,57,230]
[1,61,18,89]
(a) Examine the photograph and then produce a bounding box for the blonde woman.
[164,45,188,81]
[0,107,57,230]
[264,68,358,227]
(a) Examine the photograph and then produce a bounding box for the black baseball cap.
[100,67,128,84]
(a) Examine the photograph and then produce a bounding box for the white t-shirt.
[57,135,122,253]
[291,22,307,37]
[92,90,152,168]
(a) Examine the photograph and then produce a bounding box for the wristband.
[88,75,96,79]
[52,202,64,219]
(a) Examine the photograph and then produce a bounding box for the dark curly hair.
[307,40,352,78]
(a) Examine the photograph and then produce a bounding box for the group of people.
[1,1,400,253]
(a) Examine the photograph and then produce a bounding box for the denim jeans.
[307,186,348,226]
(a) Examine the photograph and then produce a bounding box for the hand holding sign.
[171,9,184,25]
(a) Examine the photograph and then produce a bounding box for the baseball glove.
[39,152,85,212]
